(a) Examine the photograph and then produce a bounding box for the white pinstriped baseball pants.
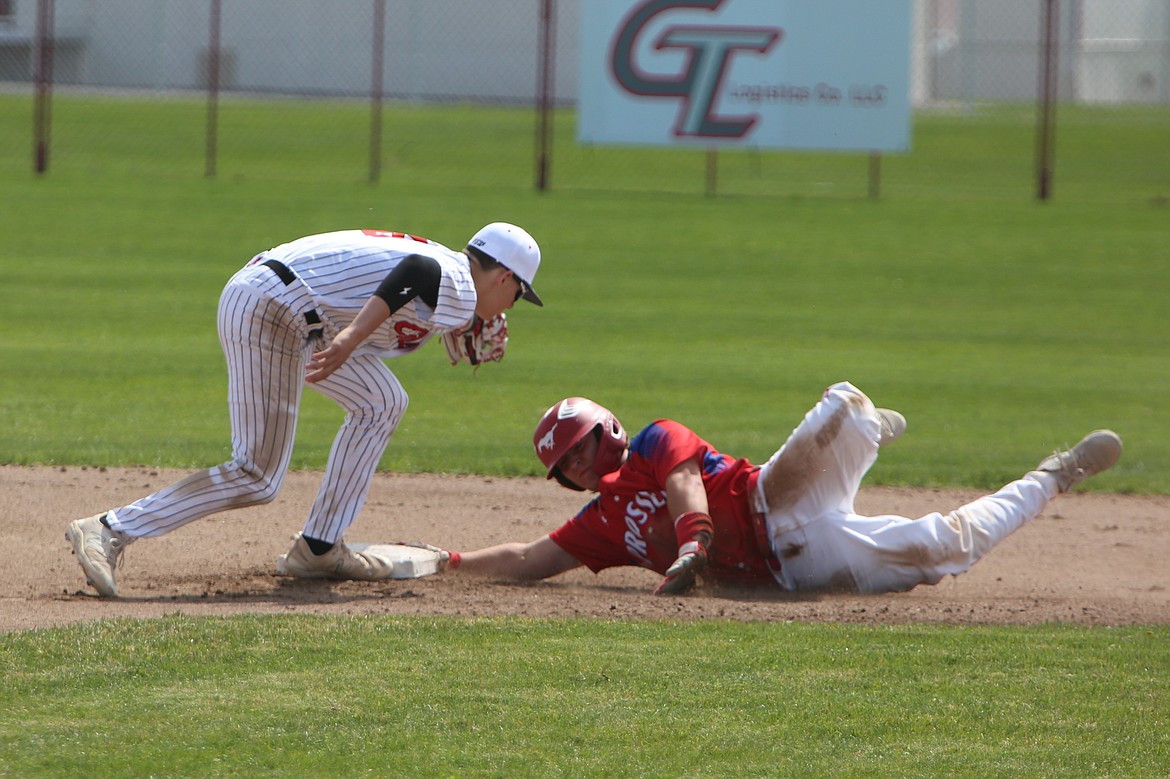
[754,382,1060,593]
[105,263,408,543]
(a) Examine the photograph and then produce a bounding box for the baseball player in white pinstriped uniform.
[66,223,543,596]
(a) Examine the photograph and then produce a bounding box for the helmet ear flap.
[550,466,587,492]
[591,416,629,477]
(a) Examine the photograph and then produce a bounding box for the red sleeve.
[628,420,708,485]
[548,500,632,574]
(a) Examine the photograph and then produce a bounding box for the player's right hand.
[305,331,359,383]
[654,540,707,596]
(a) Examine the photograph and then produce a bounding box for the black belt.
[262,258,297,285]
[262,259,324,336]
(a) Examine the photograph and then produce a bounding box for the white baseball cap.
[467,222,543,306]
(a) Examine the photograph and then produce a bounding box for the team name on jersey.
[623,490,667,566]
[362,229,434,245]
[393,321,430,351]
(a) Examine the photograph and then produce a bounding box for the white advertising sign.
[579,0,912,151]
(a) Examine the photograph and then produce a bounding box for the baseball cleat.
[1035,429,1123,493]
[276,533,396,581]
[65,512,131,597]
[876,408,906,446]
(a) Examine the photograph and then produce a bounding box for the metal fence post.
[205,0,221,179]
[370,0,386,184]
[1036,0,1060,201]
[535,0,555,192]
[33,0,54,175]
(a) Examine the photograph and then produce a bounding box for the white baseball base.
[348,543,443,579]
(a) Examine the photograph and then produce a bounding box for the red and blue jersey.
[548,419,776,586]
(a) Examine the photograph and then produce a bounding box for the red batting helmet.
[533,397,628,491]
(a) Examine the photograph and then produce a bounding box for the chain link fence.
[1,0,1167,198]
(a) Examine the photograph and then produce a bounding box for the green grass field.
[2,95,1168,491]
[2,94,1169,776]
[2,616,1168,777]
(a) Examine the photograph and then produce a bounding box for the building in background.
[0,0,1166,106]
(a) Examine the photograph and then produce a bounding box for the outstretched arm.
[456,535,581,580]
[655,458,715,596]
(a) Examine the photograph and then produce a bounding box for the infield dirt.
[4,465,1167,632]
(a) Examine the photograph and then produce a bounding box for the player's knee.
[354,393,408,433]
[228,461,283,506]
[830,383,876,415]
[825,381,868,403]
[247,481,281,505]
[386,389,409,422]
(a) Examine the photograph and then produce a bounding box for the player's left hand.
[396,541,454,572]
[654,540,708,596]
[442,313,508,366]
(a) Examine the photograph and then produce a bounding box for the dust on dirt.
[4,465,1167,632]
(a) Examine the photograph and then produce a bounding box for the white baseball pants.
[105,263,407,543]
[754,382,1059,593]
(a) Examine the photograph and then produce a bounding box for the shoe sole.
[1038,429,1123,492]
[275,554,334,579]
[275,541,396,581]
[65,520,118,597]
[275,554,395,581]
[1075,429,1123,477]
[876,409,906,446]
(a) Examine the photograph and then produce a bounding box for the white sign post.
[579,0,912,153]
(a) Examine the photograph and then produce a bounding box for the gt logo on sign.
[609,0,782,139]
